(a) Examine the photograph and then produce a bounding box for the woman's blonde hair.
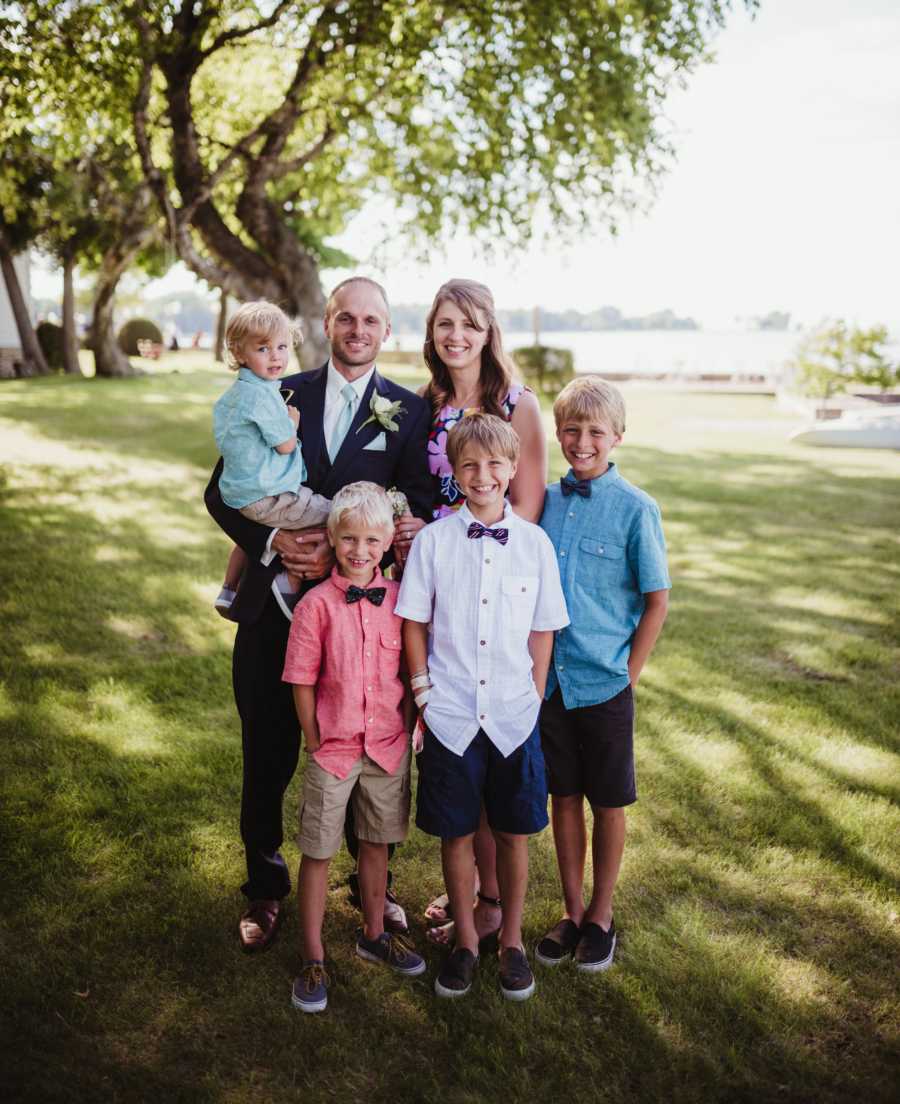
[224,301,301,371]
[326,481,394,538]
[423,279,518,420]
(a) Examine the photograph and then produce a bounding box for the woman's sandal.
[424,892,452,925]
[425,891,502,950]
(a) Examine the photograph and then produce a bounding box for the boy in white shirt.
[397,413,569,1001]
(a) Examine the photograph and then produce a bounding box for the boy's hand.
[287,406,300,428]
[305,734,321,753]
[412,715,425,753]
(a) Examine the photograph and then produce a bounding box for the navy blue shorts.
[415,724,549,840]
[539,686,636,808]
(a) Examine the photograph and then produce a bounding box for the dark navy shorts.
[539,686,636,808]
[415,724,549,840]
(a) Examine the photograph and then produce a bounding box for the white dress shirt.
[396,502,569,757]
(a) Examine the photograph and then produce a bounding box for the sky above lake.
[32,0,900,330]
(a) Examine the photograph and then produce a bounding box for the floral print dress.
[427,383,526,519]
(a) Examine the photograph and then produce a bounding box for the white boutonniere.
[357,392,406,433]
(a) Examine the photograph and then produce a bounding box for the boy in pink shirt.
[282,482,425,1013]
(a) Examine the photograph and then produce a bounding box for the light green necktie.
[328,382,357,461]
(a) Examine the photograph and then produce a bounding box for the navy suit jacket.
[205,363,433,624]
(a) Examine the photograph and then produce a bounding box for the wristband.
[413,686,431,708]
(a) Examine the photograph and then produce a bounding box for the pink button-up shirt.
[282,567,408,779]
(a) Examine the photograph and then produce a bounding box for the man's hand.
[271,526,335,580]
[286,406,300,429]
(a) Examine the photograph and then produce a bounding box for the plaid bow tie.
[345,585,387,606]
[560,475,592,498]
[467,522,509,545]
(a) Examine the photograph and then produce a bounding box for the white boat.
[790,408,900,449]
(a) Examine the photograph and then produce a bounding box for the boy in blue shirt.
[537,376,670,972]
[212,301,330,615]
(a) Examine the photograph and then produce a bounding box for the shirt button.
[479,714,485,720]
[480,640,486,646]
[569,512,575,518]
[480,679,486,685]
[366,651,371,657]
[521,586,526,592]
[559,665,565,671]
[599,547,604,553]
[485,558,491,564]
[368,716,374,722]
[560,550,566,557]
[367,685,373,691]
[482,598,488,604]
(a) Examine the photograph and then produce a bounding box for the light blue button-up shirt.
[540,462,670,708]
[213,367,305,509]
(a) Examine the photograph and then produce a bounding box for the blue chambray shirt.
[213,367,306,509]
[540,462,671,708]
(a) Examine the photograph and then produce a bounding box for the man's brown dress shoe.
[239,898,281,953]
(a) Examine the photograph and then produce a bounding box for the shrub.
[118,318,163,356]
[513,344,575,396]
[36,321,65,371]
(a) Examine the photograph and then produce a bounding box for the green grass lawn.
[1,353,898,1104]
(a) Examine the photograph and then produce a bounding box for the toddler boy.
[537,376,670,972]
[212,301,330,615]
[397,413,569,1001]
[282,482,425,1013]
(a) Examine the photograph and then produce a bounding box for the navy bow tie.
[561,475,592,498]
[346,585,387,606]
[467,522,509,545]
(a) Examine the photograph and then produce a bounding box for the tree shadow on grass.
[1,372,223,473]
[2,422,899,1102]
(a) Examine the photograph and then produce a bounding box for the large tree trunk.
[61,250,82,375]
[89,187,158,378]
[90,262,136,378]
[0,227,49,377]
[154,56,329,370]
[214,288,227,363]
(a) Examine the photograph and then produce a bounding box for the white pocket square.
[363,432,387,451]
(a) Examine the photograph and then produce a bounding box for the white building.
[0,254,32,376]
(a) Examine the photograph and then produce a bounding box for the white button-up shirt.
[396,502,569,757]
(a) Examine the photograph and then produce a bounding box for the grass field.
[1,351,898,1104]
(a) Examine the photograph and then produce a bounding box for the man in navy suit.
[205,277,432,951]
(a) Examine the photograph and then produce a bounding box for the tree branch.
[199,0,294,60]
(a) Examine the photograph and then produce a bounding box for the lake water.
[388,329,803,380]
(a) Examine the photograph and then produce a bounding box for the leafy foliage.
[118,318,164,355]
[513,344,576,395]
[35,321,65,371]
[791,320,899,405]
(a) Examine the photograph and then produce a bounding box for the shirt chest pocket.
[500,575,539,631]
[377,629,403,683]
[575,535,628,587]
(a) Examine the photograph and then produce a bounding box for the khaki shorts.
[299,751,411,860]
[240,487,330,529]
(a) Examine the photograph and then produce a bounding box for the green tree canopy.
[13,1,757,367]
